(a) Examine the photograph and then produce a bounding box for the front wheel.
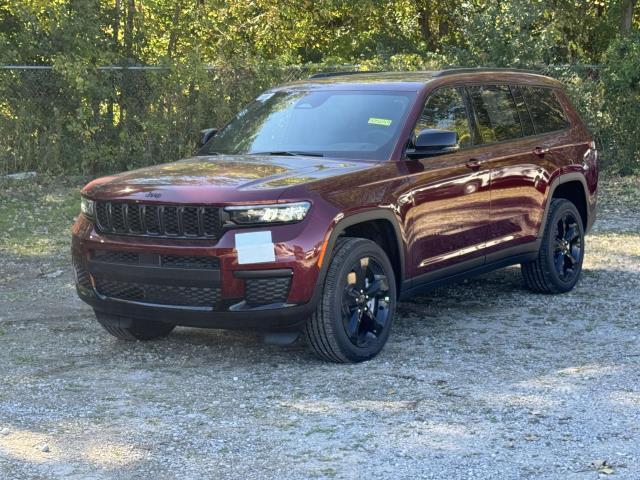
[521,198,585,293]
[305,237,397,363]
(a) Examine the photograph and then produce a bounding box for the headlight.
[225,202,311,225]
[80,197,95,219]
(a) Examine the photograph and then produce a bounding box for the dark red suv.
[72,69,598,362]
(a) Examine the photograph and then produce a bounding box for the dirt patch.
[1,177,639,479]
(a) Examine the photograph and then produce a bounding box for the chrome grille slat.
[94,201,222,240]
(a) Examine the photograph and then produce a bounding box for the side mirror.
[198,128,218,149]
[407,129,459,158]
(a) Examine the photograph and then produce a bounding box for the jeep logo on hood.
[145,192,162,199]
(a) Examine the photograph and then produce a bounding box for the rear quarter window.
[521,87,570,134]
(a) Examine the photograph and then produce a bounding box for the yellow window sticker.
[368,117,392,126]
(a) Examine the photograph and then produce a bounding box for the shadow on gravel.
[56,261,635,370]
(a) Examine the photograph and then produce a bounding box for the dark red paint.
[72,70,598,328]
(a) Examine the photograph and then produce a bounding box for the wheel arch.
[316,210,406,296]
[541,173,589,236]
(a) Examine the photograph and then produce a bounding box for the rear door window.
[510,86,536,136]
[467,85,523,143]
[521,87,569,134]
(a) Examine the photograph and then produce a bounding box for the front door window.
[413,87,473,149]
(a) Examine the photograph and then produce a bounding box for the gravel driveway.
[1,177,639,479]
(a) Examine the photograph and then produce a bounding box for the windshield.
[199,90,416,160]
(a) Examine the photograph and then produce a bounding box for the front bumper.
[71,215,327,331]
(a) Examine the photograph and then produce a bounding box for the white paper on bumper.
[235,231,276,264]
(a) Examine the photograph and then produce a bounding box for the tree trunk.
[418,6,433,51]
[113,0,121,43]
[621,0,637,33]
[124,0,136,59]
[167,2,183,58]
[108,0,121,134]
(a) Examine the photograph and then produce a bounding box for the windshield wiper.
[249,150,324,157]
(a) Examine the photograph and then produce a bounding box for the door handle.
[465,158,483,170]
[533,146,550,157]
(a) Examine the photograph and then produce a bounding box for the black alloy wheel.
[341,256,391,348]
[552,211,583,282]
[305,237,397,363]
[522,198,585,293]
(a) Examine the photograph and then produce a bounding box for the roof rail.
[433,67,542,77]
[308,70,381,79]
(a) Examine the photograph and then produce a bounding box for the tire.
[304,237,397,363]
[521,198,585,293]
[94,311,175,341]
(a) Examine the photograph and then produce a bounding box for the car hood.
[82,155,375,204]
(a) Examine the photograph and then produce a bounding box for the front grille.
[245,277,291,306]
[95,201,223,240]
[91,250,219,269]
[95,279,220,307]
[89,250,221,308]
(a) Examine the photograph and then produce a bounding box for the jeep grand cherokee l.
[72,69,598,363]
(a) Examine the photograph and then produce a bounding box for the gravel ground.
[1,177,639,479]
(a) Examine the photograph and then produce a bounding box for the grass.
[598,175,640,213]
[0,176,86,258]
[0,174,637,261]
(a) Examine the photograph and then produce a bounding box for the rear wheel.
[521,198,585,293]
[94,311,175,341]
[305,237,396,363]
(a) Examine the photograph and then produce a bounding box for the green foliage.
[601,33,640,174]
[0,60,303,175]
[0,0,638,175]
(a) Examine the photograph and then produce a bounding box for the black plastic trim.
[89,260,220,287]
[308,71,382,79]
[400,246,538,299]
[315,209,406,293]
[83,292,314,331]
[432,68,545,77]
[541,172,591,236]
[233,269,293,279]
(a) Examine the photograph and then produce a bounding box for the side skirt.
[399,245,538,300]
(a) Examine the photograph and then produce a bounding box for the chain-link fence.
[0,63,613,176]
[0,64,358,175]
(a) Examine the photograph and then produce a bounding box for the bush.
[0,57,638,176]
[0,59,308,175]
[600,34,640,175]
